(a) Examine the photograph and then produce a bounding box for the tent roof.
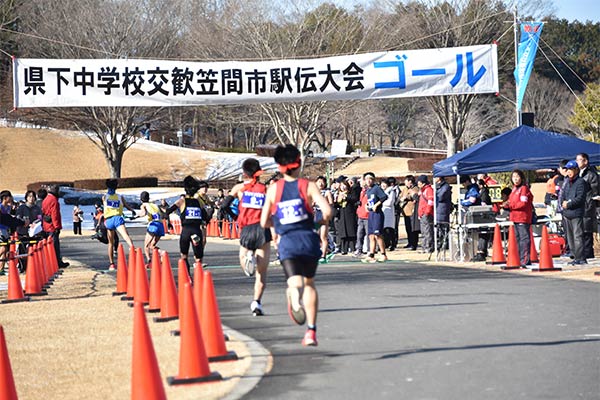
[433,125,600,177]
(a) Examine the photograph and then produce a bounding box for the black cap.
[335,175,347,183]
[417,175,429,184]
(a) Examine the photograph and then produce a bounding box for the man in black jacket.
[561,160,589,265]
[576,153,598,259]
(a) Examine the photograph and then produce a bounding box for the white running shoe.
[250,300,263,316]
[244,250,256,277]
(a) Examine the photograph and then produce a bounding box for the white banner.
[13,44,498,108]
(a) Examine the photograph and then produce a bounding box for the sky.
[552,0,600,22]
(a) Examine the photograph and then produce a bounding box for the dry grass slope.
[0,127,210,192]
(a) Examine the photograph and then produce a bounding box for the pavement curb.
[221,326,272,400]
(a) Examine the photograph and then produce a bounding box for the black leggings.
[180,225,204,260]
[281,256,319,279]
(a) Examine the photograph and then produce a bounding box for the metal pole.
[434,179,438,261]
[514,6,521,127]
[457,172,463,262]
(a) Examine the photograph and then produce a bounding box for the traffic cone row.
[489,224,564,273]
[117,251,235,396]
[3,235,63,302]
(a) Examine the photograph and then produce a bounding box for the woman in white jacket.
[380,180,398,251]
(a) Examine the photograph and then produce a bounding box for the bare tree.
[384,1,509,155]
[522,72,576,133]
[16,0,184,177]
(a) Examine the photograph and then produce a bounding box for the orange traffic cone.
[193,262,204,320]
[2,259,30,304]
[46,236,60,276]
[24,248,45,296]
[167,283,222,385]
[131,248,150,305]
[148,248,162,313]
[178,258,192,314]
[529,227,539,263]
[223,221,230,239]
[487,224,506,265]
[41,241,54,284]
[35,243,48,288]
[113,244,128,296]
[200,271,238,362]
[532,226,562,272]
[501,225,522,270]
[154,253,178,323]
[131,302,167,400]
[122,246,136,301]
[0,326,19,400]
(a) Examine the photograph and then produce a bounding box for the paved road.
[62,228,600,400]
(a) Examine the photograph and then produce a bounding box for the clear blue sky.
[552,0,600,22]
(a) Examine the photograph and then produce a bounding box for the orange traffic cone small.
[113,244,128,296]
[154,253,178,323]
[46,236,60,276]
[200,271,238,362]
[2,259,30,304]
[148,248,162,313]
[35,243,48,288]
[131,248,149,305]
[122,246,136,301]
[0,326,19,400]
[193,262,204,320]
[532,226,562,272]
[487,224,506,265]
[501,225,522,270]
[529,227,539,263]
[24,248,45,296]
[223,221,231,239]
[131,302,167,400]
[167,283,222,385]
[178,258,192,314]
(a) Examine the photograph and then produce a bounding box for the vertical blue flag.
[514,22,543,111]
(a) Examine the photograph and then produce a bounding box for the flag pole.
[514,6,521,127]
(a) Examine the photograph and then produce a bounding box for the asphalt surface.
[62,227,600,400]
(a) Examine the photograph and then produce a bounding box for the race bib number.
[367,197,375,209]
[276,199,308,225]
[185,206,202,219]
[106,199,120,208]
[242,191,265,209]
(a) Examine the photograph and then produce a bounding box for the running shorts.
[240,223,272,251]
[147,220,165,237]
[367,211,384,235]
[104,215,125,231]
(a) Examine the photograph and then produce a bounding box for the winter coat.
[561,175,587,219]
[435,180,452,223]
[508,184,533,224]
[580,166,599,232]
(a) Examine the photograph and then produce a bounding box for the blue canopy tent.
[433,125,600,177]
[432,125,599,262]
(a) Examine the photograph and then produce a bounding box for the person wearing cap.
[361,172,389,263]
[434,176,452,252]
[561,160,588,265]
[417,175,434,254]
[502,170,534,267]
[224,158,272,316]
[261,144,332,346]
[576,153,598,259]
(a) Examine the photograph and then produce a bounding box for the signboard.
[13,44,499,108]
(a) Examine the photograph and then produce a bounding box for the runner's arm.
[260,185,276,229]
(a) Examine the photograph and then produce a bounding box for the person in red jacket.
[502,169,534,267]
[42,184,69,268]
[417,175,434,253]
